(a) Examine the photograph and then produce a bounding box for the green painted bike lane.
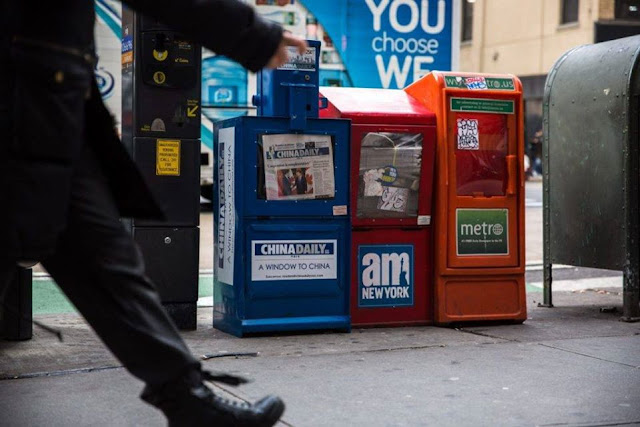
[32,276,215,315]
[32,275,541,315]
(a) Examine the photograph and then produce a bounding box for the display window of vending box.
[405,72,527,324]
[320,87,436,326]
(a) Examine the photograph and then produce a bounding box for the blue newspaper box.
[213,41,351,336]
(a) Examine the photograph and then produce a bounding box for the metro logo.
[460,222,504,237]
[456,209,509,256]
[358,245,414,307]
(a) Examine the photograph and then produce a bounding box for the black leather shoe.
[141,370,285,427]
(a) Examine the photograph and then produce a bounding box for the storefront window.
[461,0,474,42]
[616,0,640,19]
[561,0,579,24]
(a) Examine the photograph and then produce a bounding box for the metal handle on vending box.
[506,155,517,195]
[281,82,316,130]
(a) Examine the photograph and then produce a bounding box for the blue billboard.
[300,0,458,89]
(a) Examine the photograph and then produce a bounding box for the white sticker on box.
[333,205,347,216]
[377,187,409,213]
[417,215,431,226]
[457,118,479,150]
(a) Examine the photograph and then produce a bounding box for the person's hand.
[265,32,308,69]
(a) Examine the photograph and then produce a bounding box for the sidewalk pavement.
[6,183,639,425]
[1,288,639,427]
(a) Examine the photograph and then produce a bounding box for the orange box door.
[445,95,520,268]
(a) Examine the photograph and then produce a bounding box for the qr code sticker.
[457,119,479,150]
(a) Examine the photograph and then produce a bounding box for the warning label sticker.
[156,140,181,176]
[450,98,515,114]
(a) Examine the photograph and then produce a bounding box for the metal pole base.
[541,263,553,308]
[622,275,640,321]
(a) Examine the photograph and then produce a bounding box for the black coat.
[0,0,282,261]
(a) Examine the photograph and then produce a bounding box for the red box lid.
[320,87,436,126]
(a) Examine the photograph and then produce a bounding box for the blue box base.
[213,314,351,337]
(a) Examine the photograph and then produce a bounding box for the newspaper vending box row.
[213,42,525,336]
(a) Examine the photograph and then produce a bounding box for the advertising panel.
[456,209,509,256]
[216,128,236,285]
[251,240,338,281]
[299,0,459,89]
[95,0,123,129]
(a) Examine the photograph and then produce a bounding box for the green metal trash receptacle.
[543,35,640,321]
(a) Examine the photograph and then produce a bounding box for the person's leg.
[41,147,284,425]
[40,147,199,384]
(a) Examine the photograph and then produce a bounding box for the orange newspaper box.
[405,72,526,324]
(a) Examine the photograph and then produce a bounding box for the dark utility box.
[133,227,199,303]
[122,8,202,330]
[132,138,200,227]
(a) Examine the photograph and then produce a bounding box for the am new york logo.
[358,245,414,308]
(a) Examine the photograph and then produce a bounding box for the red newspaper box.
[320,87,436,326]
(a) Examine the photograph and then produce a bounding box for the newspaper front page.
[262,134,335,201]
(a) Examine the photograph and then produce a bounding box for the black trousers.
[0,146,200,386]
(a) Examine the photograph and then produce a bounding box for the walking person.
[0,1,306,425]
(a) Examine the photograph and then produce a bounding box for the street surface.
[5,180,638,426]
[2,289,639,426]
